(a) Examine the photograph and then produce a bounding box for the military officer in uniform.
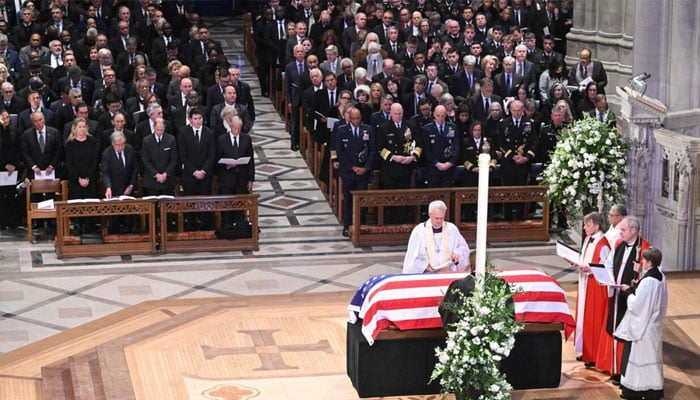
[459,120,497,221]
[538,105,568,228]
[421,105,459,188]
[333,107,376,237]
[376,102,422,223]
[497,99,538,221]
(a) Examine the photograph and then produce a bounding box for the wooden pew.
[349,186,550,247]
[349,188,451,247]
[158,194,260,253]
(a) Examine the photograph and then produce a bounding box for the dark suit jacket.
[421,121,460,170]
[178,125,216,184]
[101,142,139,196]
[375,119,421,180]
[141,133,178,191]
[467,94,502,123]
[18,108,55,134]
[209,103,251,134]
[493,72,525,99]
[56,76,95,104]
[284,59,305,106]
[20,126,62,177]
[216,133,255,192]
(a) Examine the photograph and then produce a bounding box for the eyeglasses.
[340,96,352,100]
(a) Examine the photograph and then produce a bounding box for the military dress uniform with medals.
[497,117,538,220]
[421,121,460,188]
[376,119,422,223]
[335,122,377,231]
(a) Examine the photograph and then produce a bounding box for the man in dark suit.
[229,66,255,124]
[568,47,608,94]
[0,82,23,114]
[496,100,538,220]
[209,85,251,134]
[56,66,95,106]
[261,7,288,92]
[285,44,305,150]
[341,12,366,57]
[141,117,178,195]
[493,56,524,99]
[400,74,430,119]
[0,0,17,29]
[467,78,502,123]
[217,115,255,223]
[18,91,55,134]
[172,90,209,135]
[101,130,139,232]
[205,67,230,107]
[150,22,180,74]
[369,95,394,131]
[333,107,376,236]
[99,111,137,158]
[20,111,62,179]
[421,105,460,188]
[11,7,41,48]
[513,44,538,90]
[178,107,215,196]
[451,55,485,100]
[54,87,82,131]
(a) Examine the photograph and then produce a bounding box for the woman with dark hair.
[455,103,472,138]
[384,77,402,102]
[576,81,599,120]
[416,19,432,53]
[353,84,373,124]
[542,82,574,123]
[539,57,568,102]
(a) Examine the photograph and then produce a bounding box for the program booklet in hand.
[589,264,625,288]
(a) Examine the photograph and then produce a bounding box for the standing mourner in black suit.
[178,107,216,196]
[21,111,62,180]
[332,107,376,237]
[101,130,139,233]
[178,107,216,230]
[141,117,178,195]
[497,100,538,221]
[216,114,255,224]
[0,109,20,230]
[285,44,305,150]
[421,105,459,188]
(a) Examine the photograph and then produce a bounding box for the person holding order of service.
[402,200,471,274]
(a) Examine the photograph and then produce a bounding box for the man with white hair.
[403,200,470,273]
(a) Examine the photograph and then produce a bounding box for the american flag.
[348,268,575,345]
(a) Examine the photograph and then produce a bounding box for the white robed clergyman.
[402,200,471,274]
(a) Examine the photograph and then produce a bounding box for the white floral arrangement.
[430,273,522,400]
[543,115,629,222]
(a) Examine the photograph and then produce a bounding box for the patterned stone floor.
[0,17,577,355]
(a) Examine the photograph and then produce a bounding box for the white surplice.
[402,220,470,274]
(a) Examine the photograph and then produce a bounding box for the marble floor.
[0,17,578,356]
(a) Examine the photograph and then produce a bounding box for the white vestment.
[614,268,667,393]
[604,224,620,246]
[402,220,470,274]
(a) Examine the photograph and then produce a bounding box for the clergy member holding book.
[402,200,471,274]
[568,212,610,367]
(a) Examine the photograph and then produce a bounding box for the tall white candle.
[475,153,491,281]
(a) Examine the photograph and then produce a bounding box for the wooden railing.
[349,186,549,247]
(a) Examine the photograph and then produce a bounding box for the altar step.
[0,298,215,400]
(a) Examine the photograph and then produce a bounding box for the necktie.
[484,98,489,112]
[278,21,284,39]
[298,62,303,74]
[468,74,472,88]
[118,151,125,167]
[232,136,239,152]
[396,123,401,130]
[583,65,588,78]
[506,74,511,94]
[515,119,519,129]
[517,63,522,76]
[384,113,389,121]
[38,131,45,153]
[195,129,200,142]
[329,90,334,105]
[599,112,605,122]
[515,9,520,25]
[438,125,443,136]
[354,127,359,138]
[392,43,397,53]
[427,82,433,95]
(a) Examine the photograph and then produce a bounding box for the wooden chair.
[25,179,68,242]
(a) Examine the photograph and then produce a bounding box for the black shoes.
[584,361,596,368]
[342,227,349,237]
[291,145,300,151]
[611,374,621,386]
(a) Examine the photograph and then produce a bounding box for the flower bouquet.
[430,273,522,400]
[543,115,628,224]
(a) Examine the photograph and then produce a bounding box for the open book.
[589,264,625,288]
[556,241,580,264]
[218,157,251,166]
[142,195,175,200]
[103,195,136,201]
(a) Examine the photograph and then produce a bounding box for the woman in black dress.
[64,117,100,232]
